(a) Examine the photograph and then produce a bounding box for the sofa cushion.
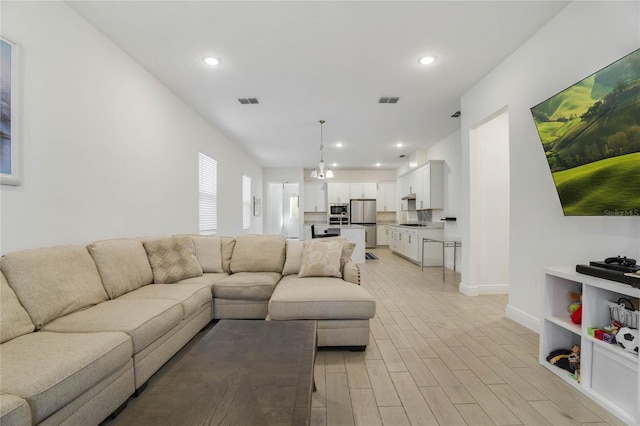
[230,234,286,273]
[143,237,203,284]
[191,236,223,273]
[87,238,154,299]
[269,275,376,320]
[299,240,344,278]
[42,299,182,354]
[0,245,108,329]
[282,240,304,276]
[117,284,211,318]
[0,272,35,343]
[0,331,132,424]
[220,237,236,274]
[214,272,281,300]
[177,272,228,288]
[0,394,31,426]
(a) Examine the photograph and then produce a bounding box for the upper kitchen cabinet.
[304,182,327,212]
[327,183,350,204]
[376,182,397,212]
[349,182,377,199]
[416,160,444,209]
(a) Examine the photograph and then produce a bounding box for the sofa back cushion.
[191,236,223,273]
[143,237,204,284]
[87,238,154,299]
[0,245,108,329]
[230,234,286,273]
[0,271,35,343]
[220,237,236,274]
[282,240,304,275]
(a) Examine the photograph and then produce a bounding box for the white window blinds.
[242,175,251,229]
[199,153,217,234]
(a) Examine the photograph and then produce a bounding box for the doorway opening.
[266,182,300,239]
[469,108,510,294]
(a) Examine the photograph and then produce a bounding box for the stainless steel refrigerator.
[350,199,377,248]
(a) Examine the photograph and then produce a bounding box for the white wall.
[424,129,462,270]
[0,1,263,254]
[469,110,510,294]
[459,1,640,331]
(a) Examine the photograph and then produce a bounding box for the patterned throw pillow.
[298,240,344,278]
[143,237,203,284]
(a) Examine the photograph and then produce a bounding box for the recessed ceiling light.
[396,142,404,148]
[336,142,343,148]
[203,57,221,66]
[375,163,381,167]
[332,163,337,167]
[418,56,436,65]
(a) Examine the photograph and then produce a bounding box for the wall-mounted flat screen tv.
[531,48,640,216]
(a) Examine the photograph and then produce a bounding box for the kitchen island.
[304,224,366,264]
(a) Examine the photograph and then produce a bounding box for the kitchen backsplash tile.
[417,210,433,223]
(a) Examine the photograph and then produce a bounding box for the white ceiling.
[67,1,568,170]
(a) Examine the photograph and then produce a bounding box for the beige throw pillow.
[143,237,203,284]
[299,240,344,278]
[282,240,304,275]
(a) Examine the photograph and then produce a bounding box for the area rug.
[365,253,379,260]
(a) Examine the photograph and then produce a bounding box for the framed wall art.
[253,196,262,217]
[1,36,19,186]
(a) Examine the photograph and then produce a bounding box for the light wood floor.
[310,248,624,426]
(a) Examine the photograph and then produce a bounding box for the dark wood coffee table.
[110,320,317,426]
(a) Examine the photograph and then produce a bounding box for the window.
[242,174,251,229]
[199,153,217,234]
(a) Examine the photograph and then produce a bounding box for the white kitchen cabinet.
[376,224,389,246]
[540,267,640,424]
[349,182,376,199]
[376,182,397,212]
[390,226,420,263]
[416,161,444,210]
[390,225,444,265]
[327,183,350,204]
[304,182,326,212]
[389,226,399,252]
[398,160,445,210]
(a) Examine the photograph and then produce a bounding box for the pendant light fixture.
[310,120,333,179]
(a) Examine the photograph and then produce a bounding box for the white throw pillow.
[298,240,344,278]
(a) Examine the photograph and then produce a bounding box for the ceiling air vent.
[378,97,400,104]
[238,97,260,105]
[451,110,461,118]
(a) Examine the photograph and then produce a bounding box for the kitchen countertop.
[327,224,365,229]
[390,222,444,229]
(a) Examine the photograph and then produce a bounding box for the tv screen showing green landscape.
[531,48,640,216]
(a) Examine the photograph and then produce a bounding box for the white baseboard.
[458,282,508,296]
[458,281,477,296]
[506,304,540,333]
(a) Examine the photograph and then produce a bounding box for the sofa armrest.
[343,261,361,285]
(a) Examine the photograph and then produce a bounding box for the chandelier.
[310,120,333,179]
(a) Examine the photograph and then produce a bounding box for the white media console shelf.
[541,267,640,424]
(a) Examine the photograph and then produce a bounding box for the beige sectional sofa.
[0,233,375,426]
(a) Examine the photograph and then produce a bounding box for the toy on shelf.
[568,290,582,325]
[547,344,580,380]
[617,327,639,354]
